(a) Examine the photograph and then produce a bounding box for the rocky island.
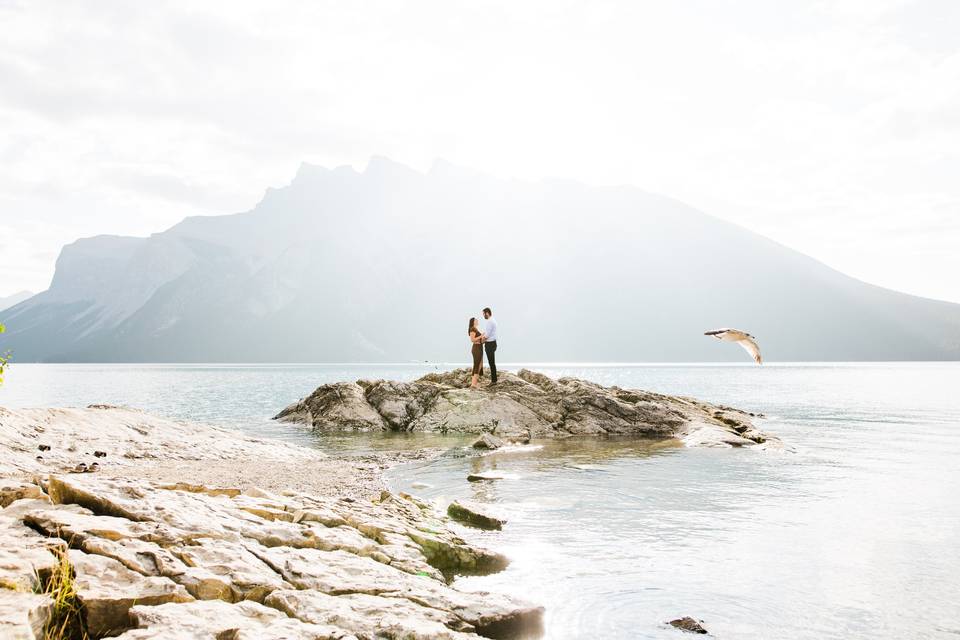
[276,368,777,448]
[0,406,542,639]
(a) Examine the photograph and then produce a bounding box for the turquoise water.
[3,363,959,639]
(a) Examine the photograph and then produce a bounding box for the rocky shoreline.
[276,368,778,448]
[0,405,543,639]
[2,371,777,638]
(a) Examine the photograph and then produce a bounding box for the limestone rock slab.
[0,479,46,508]
[255,546,543,634]
[0,590,52,640]
[70,549,192,637]
[266,588,477,640]
[0,514,64,591]
[115,599,355,639]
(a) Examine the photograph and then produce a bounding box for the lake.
[2,362,959,639]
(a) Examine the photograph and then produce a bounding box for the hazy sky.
[1,0,959,302]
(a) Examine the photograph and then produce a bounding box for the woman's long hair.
[468,317,476,335]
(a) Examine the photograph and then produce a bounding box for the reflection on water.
[390,430,960,639]
[306,430,475,455]
[4,363,960,639]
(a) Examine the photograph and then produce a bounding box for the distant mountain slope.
[3,157,959,362]
[0,291,34,312]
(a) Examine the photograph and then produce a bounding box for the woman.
[468,317,485,389]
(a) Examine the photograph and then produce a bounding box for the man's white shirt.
[485,317,498,342]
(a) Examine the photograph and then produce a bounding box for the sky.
[1,0,959,302]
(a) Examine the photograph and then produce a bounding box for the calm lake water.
[3,362,959,639]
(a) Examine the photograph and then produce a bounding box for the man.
[482,307,498,385]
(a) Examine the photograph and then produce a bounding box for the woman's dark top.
[470,328,483,375]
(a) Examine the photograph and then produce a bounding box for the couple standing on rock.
[468,307,498,389]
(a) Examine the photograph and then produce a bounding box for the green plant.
[39,548,89,640]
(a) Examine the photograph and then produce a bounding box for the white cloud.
[1,0,958,301]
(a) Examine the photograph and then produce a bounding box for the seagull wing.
[736,336,763,365]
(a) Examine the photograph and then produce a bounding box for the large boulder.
[275,382,387,431]
[276,368,778,447]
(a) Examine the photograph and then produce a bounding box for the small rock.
[471,433,505,450]
[447,500,506,530]
[466,472,509,482]
[668,616,708,634]
[0,479,46,508]
[38,444,51,452]
[508,432,531,445]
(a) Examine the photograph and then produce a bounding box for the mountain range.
[3,157,959,362]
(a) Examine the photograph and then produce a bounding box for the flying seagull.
[704,328,763,364]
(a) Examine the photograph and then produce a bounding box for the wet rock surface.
[471,433,505,450]
[276,368,777,448]
[669,616,709,634]
[447,501,506,531]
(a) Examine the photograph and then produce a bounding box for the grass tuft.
[38,548,88,640]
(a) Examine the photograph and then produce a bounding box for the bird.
[704,328,763,364]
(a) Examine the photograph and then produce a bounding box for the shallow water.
[3,362,960,639]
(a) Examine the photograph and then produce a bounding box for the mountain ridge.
[0,290,34,313]
[3,157,959,362]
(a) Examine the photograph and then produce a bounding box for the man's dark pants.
[484,341,498,384]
